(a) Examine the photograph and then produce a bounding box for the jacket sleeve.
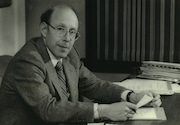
[78,61,127,103]
[4,52,94,123]
[70,47,128,103]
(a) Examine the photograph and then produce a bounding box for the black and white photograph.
[0,0,179,125]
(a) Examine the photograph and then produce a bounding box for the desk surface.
[106,93,180,125]
[92,73,180,125]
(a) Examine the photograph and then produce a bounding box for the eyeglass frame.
[46,22,80,40]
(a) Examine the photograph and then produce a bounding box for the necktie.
[55,61,70,98]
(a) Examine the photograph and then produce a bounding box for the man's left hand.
[129,91,162,107]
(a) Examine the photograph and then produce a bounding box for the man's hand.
[129,91,162,107]
[98,102,137,121]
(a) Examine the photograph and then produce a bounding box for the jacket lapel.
[34,37,69,100]
[45,62,69,100]
[63,58,79,102]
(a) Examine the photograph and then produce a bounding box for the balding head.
[40,4,79,28]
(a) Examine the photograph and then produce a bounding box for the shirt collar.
[45,47,62,68]
[43,38,62,67]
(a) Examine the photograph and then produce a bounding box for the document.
[130,107,167,120]
[136,95,153,108]
[113,78,174,95]
[130,95,167,120]
[106,107,167,124]
[171,84,180,93]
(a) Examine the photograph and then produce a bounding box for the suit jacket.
[0,37,127,125]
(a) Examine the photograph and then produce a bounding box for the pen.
[131,109,136,113]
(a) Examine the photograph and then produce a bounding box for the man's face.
[44,8,79,59]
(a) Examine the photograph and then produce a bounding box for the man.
[0,4,161,125]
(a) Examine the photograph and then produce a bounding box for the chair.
[0,55,12,86]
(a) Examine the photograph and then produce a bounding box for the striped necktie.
[55,61,70,98]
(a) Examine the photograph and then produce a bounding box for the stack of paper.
[138,61,180,82]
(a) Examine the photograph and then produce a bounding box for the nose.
[63,31,71,41]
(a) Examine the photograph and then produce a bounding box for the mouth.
[57,44,69,49]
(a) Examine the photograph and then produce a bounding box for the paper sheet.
[171,84,180,93]
[131,108,158,120]
[136,95,153,108]
[129,95,167,120]
[113,78,174,95]
[130,107,167,120]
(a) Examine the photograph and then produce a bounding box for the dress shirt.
[46,48,62,66]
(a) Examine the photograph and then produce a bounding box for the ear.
[40,22,48,38]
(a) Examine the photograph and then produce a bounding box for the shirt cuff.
[94,103,99,119]
[121,90,132,101]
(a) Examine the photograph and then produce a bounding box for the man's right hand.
[98,102,137,121]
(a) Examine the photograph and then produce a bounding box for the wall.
[0,0,25,56]
[26,0,86,58]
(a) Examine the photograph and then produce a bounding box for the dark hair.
[40,8,54,24]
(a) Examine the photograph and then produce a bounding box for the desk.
[58,73,180,125]
[106,93,180,125]
[92,73,180,125]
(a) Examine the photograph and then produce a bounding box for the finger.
[128,109,136,115]
[146,92,153,98]
[151,97,161,104]
[126,102,137,110]
[155,99,162,107]
[127,113,134,118]
[122,112,129,121]
[123,112,133,121]
[122,117,128,121]
[126,103,137,113]
[146,92,161,103]
[152,95,161,102]
[149,91,160,98]
[150,99,162,107]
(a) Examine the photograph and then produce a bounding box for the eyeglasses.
[46,23,80,40]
